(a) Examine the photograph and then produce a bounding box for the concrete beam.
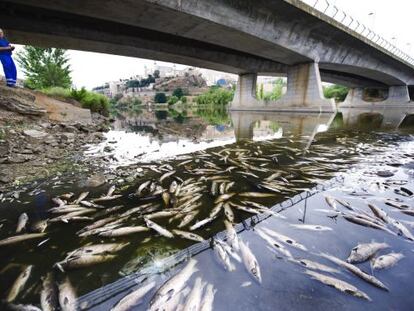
[339,86,411,108]
[231,63,335,113]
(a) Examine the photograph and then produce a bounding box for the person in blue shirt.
[0,28,17,87]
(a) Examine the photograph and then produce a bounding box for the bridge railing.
[300,0,414,67]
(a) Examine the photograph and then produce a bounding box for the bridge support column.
[276,63,336,112]
[339,86,411,108]
[231,73,260,109]
[230,63,335,112]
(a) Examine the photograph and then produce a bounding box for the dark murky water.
[1,106,414,310]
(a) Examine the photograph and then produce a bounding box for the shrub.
[154,92,167,103]
[168,95,179,105]
[324,85,349,102]
[196,86,234,106]
[172,88,184,99]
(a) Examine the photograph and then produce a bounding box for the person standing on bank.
[0,28,17,87]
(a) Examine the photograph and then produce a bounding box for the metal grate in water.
[77,176,344,310]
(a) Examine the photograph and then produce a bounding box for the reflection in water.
[3,106,414,310]
[338,106,414,129]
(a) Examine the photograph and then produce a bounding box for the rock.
[23,129,48,139]
[103,145,114,153]
[0,174,12,184]
[0,143,9,157]
[60,132,75,143]
[6,154,31,163]
[0,85,46,116]
[85,174,107,188]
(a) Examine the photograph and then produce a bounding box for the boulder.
[23,129,48,139]
[84,174,107,188]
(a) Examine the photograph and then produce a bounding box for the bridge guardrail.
[300,0,414,67]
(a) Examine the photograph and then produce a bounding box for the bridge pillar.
[276,63,336,112]
[230,63,335,112]
[339,86,411,108]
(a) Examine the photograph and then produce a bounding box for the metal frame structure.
[302,0,414,66]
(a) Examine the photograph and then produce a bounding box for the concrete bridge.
[1,0,414,112]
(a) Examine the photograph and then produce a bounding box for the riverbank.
[0,85,110,190]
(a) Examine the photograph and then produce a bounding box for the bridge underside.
[1,0,414,111]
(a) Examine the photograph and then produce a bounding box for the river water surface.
[1,107,414,310]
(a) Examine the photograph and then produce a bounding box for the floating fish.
[321,253,388,291]
[111,281,156,311]
[213,240,235,272]
[0,233,47,246]
[16,213,29,233]
[150,259,198,310]
[372,253,404,270]
[145,218,174,238]
[99,226,150,237]
[40,272,59,311]
[261,227,307,251]
[239,240,262,284]
[200,284,217,311]
[183,277,206,311]
[305,270,371,301]
[290,224,332,232]
[224,220,239,251]
[172,229,204,242]
[7,265,33,302]
[347,242,389,264]
[59,277,77,311]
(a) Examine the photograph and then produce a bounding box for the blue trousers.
[0,54,17,86]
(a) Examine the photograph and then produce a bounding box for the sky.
[9,0,414,89]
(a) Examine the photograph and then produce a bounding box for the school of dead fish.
[0,136,413,310]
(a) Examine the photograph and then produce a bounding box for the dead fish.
[60,193,74,200]
[68,243,129,258]
[231,204,261,215]
[343,215,394,234]
[7,265,33,302]
[58,254,117,270]
[321,253,388,291]
[239,192,276,198]
[289,258,339,274]
[347,242,389,264]
[210,181,218,196]
[144,218,174,238]
[325,196,337,211]
[111,281,156,311]
[73,192,89,204]
[147,211,179,220]
[161,287,190,311]
[305,270,371,301]
[223,203,235,223]
[30,220,48,233]
[213,239,235,272]
[335,199,354,211]
[137,180,151,196]
[161,192,170,207]
[52,197,65,207]
[40,272,59,311]
[255,229,292,258]
[59,277,77,311]
[0,233,47,246]
[367,204,388,223]
[209,203,223,219]
[214,193,235,204]
[372,252,404,270]
[183,277,206,311]
[160,170,176,183]
[224,220,239,251]
[16,213,29,233]
[261,227,307,251]
[177,212,199,229]
[189,217,216,231]
[99,226,150,237]
[150,259,198,310]
[200,284,216,311]
[239,240,262,284]
[172,229,204,242]
[388,219,414,241]
[290,224,332,232]
[92,195,122,203]
[169,181,178,194]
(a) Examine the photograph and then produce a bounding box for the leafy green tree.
[154,92,167,103]
[16,46,72,89]
[196,86,234,106]
[324,84,349,102]
[263,78,285,101]
[172,88,184,99]
[181,96,188,104]
[168,95,179,105]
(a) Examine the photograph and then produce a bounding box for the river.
[1,106,414,310]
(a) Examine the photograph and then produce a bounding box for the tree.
[16,46,72,89]
[172,87,184,99]
[324,84,349,102]
[154,92,167,103]
[168,95,179,105]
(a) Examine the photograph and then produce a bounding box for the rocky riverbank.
[0,85,111,190]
